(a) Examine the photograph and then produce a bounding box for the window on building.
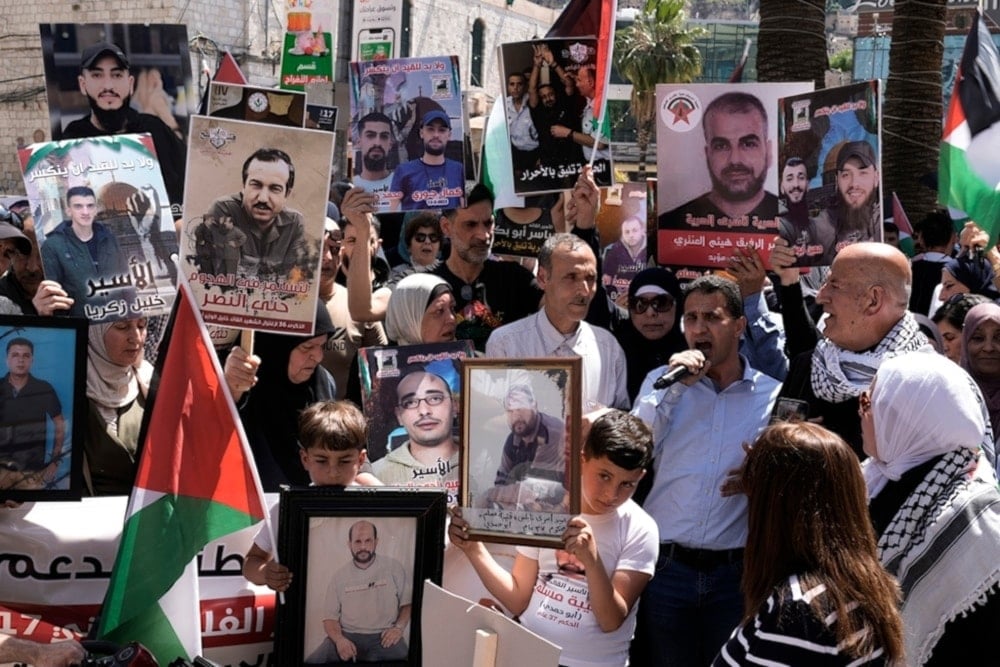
[471,20,485,87]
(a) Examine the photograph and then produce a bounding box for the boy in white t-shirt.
[242,400,378,591]
[449,410,659,667]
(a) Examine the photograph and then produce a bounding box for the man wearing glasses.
[372,369,459,504]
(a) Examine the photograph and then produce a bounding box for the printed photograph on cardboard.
[39,23,193,218]
[207,82,307,127]
[492,194,561,259]
[18,134,178,322]
[348,55,465,212]
[280,0,335,91]
[597,182,649,310]
[498,38,612,195]
[777,80,882,267]
[358,340,474,505]
[181,116,334,335]
[275,487,447,666]
[0,316,87,502]
[654,82,813,269]
[460,358,581,548]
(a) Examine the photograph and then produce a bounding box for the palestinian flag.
[939,10,1000,247]
[97,280,267,663]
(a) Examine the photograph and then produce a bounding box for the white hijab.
[86,322,153,434]
[384,273,450,346]
[863,351,987,497]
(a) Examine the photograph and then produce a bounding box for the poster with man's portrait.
[597,182,649,310]
[358,340,474,505]
[348,55,466,212]
[498,38,612,195]
[276,488,446,666]
[777,80,882,266]
[460,357,581,548]
[0,317,86,502]
[39,23,194,219]
[654,82,813,269]
[18,135,178,322]
[181,116,334,335]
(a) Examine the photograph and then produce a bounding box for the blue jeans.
[631,550,743,666]
[306,631,408,663]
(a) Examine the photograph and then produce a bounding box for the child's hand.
[264,561,292,592]
[448,507,474,551]
[562,516,598,567]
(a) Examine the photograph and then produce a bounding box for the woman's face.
[860,379,877,459]
[420,292,457,343]
[628,293,676,341]
[967,319,1000,378]
[939,268,970,303]
[409,225,441,267]
[287,334,327,384]
[937,319,963,364]
[104,318,147,367]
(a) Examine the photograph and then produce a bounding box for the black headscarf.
[241,301,337,490]
[613,267,687,402]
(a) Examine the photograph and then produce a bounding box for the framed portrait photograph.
[0,315,87,502]
[275,487,448,666]
[459,357,581,548]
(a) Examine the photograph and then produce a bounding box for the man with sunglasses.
[372,369,459,504]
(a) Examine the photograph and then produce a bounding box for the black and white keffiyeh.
[810,312,927,404]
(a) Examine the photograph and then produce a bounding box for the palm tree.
[614,0,703,179]
[882,0,947,216]
[756,0,827,87]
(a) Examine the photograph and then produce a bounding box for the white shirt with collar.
[485,310,629,410]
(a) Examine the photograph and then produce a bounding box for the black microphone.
[652,365,691,390]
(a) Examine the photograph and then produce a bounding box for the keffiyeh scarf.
[811,312,927,403]
[876,448,1000,665]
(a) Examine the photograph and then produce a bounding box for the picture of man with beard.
[777,157,834,266]
[205,148,310,279]
[62,42,187,219]
[494,383,565,486]
[353,112,395,198]
[307,520,412,664]
[658,91,778,231]
[816,141,881,263]
[389,110,464,211]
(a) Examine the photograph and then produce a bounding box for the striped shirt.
[713,574,887,666]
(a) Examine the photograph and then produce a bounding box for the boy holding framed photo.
[449,410,658,667]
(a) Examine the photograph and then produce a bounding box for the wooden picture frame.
[459,357,581,548]
[0,315,87,502]
[275,487,448,666]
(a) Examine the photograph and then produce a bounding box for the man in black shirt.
[62,42,187,219]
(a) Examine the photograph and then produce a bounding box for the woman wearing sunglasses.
[390,211,443,281]
[611,268,685,403]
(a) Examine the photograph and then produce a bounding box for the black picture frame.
[0,315,87,502]
[275,487,448,666]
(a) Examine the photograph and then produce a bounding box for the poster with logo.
[279,0,335,91]
[349,55,465,212]
[18,135,178,322]
[777,80,882,266]
[498,38,612,195]
[180,116,333,335]
[655,82,813,269]
[357,340,473,504]
[207,82,307,127]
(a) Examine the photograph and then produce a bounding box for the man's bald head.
[818,243,912,351]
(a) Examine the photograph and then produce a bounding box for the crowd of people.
[3,151,1000,665]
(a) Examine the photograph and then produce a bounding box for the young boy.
[243,400,377,592]
[449,410,659,667]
